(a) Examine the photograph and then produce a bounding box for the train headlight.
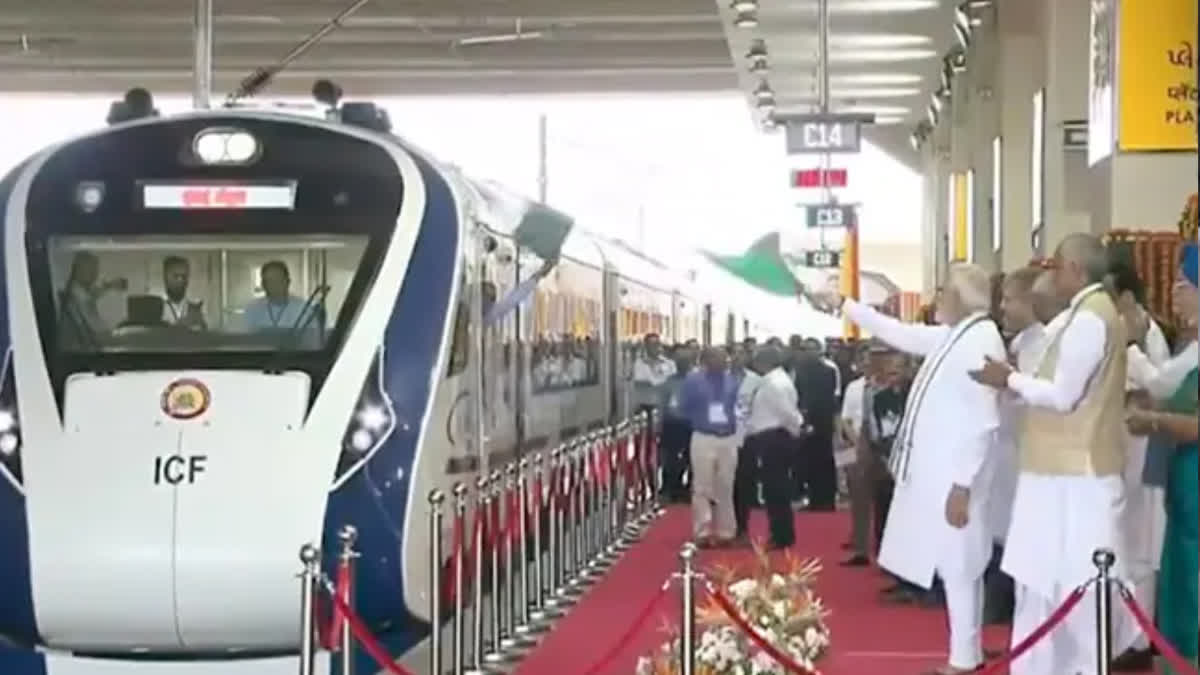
[193,128,260,165]
[75,182,106,213]
[332,352,397,487]
[0,361,23,488]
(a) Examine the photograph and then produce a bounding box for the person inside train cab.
[58,251,128,343]
[241,260,323,346]
[160,256,206,329]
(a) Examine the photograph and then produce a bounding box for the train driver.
[240,260,324,346]
[160,256,206,329]
[58,251,128,341]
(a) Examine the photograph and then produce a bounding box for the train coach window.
[42,234,368,354]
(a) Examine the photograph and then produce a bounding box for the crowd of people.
[633,231,1198,675]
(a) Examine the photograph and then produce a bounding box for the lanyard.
[888,313,990,482]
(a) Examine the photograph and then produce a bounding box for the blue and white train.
[0,90,759,675]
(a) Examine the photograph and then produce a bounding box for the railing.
[293,410,662,674]
[571,546,1200,675]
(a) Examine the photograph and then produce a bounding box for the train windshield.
[46,234,368,354]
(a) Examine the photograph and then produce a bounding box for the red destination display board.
[791,168,848,188]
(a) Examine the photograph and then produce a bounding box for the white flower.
[770,574,786,588]
[729,578,758,598]
[772,600,788,619]
[635,657,653,675]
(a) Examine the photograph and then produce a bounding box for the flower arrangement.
[635,544,831,675]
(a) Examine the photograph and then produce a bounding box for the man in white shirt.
[632,333,676,412]
[160,256,206,329]
[806,263,1005,675]
[970,234,1136,675]
[992,267,1047,549]
[741,345,805,549]
[733,345,764,541]
[841,347,873,565]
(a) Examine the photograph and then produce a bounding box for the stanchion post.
[679,543,697,675]
[648,409,665,516]
[501,464,537,651]
[1093,548,1116,675]
[298,544,320,675]
[428,489,446,675]
[546,446,564,602]
[483,470,506,666]
[466,475,490,675]
[452,482,468,675]
[337,525,358,675]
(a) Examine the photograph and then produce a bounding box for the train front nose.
[28,371,329,652]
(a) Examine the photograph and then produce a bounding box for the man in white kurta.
[991,268,1049,547]
[807,263,1004,674]
[971,234,1136,675]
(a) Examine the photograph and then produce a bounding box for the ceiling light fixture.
[746,39,768,72]
[833,73,923,85]
[840,104,910,116]
[733,10,759,28]
[831,87,922,98]
[836,0,939,12]
[953,22,971,49]
[731,0,759,12]
[835,48,938,62]
[926,104,939,126]
[945,47,968,73]
[753,81,775,104]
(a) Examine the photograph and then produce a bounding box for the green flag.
[702,232,797,296]
[475,179,574,261]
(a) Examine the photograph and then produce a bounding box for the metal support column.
[192,0,213,109]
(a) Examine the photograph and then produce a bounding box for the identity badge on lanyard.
[707,402,729,425]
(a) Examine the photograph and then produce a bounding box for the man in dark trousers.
[740,345,806,549]
[793,338,840,511]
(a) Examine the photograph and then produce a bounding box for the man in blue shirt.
[678,346,740,547]
[241,260,324,348]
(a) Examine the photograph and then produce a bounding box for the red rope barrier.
[706,586,819,675]
[323,582,418,675]
[1119,584,1200,675]
[319,558,351,650]
[975,584,1087,675]
[578,580,674,675]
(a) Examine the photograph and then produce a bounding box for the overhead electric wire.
[226,0,374,105]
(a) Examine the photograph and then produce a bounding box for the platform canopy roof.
[1,0,737,95]
[2,0,972,165]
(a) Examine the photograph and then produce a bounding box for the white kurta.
[1003,284,1137,672]
[1123,320,1170,583]
[844,300,1004,588]
[989,322,1047,544]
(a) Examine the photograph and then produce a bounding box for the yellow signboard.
[951,173,969,261]
[1116,0,1198,151]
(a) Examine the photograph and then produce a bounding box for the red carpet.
[514,506,1014,675]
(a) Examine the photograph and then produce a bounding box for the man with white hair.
[803,262,1005,675]
[970,233,1136,675]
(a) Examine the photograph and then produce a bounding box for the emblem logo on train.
[161,379,212,420]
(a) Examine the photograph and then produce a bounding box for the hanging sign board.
[803,203,857,229]
[791,168,849,188]
[781,113,874,154]
[804,249,841,268]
